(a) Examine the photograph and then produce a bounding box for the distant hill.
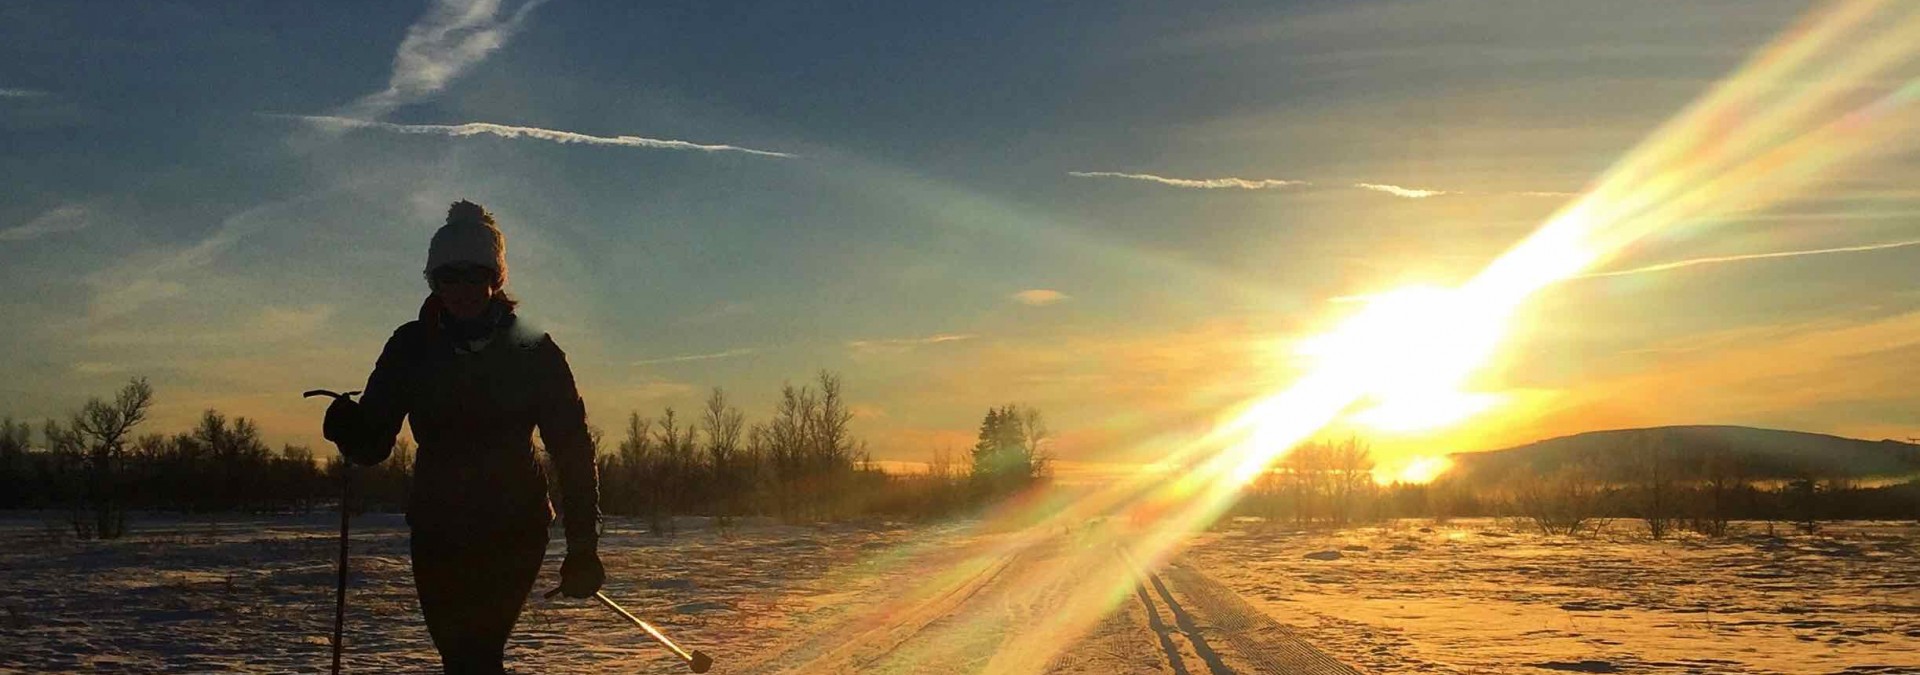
[1447,425,1920,485]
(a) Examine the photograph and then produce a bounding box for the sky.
[4,0,1919,479]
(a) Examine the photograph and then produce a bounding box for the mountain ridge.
[1446,424,1920,483]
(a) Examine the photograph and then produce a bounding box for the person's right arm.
[323,325,416,465]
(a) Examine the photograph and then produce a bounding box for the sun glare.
[1349,390,1501,433]
[1296,285,1512,432]
[1394,455,1455,485]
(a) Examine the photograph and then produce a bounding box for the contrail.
[1353,182,1448,198]
[1067,171,1309,189]
[284,115,794,157]
[1582,239,1920,279]
[629,348,757,366]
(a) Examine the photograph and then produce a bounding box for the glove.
[559,547,605,599]
[322,397,387,466]
[322,396,361,444]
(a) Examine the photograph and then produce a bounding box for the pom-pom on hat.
[424,200,507,288]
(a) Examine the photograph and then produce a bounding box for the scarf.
[418,295,512,355]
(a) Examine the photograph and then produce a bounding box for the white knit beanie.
[424,200,507,288]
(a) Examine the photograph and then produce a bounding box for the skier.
[322,200,603,674]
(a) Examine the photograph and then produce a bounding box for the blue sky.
[5,0,1919,473]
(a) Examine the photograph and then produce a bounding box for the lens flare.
[765,3,1920,671]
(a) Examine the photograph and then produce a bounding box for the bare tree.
[68,378,154,539]
[768,382,816,521]
[1688,440,1741,537]
[1635,434,1675,539]
[614,413,664,534]
[813,372,855,517]
[702,388,745,529]
[1018,407,1053,483]
[1514,462,1606,536]
[0,418,31,509]
[1329,437,1376,525]
[653,408,697,535]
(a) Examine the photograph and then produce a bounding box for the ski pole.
[304,389,360,675]
[545,587,714,673]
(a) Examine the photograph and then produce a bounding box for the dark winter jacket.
[336,297,599,551]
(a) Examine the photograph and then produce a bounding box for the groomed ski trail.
[743,529,1362,674]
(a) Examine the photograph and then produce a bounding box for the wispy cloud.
[85,305,339,347]
[72,362,131,376]
[286,115,794,157]
[1353,182,1448,199]
[1581,239,1920,279]
[1071,171,1571,199]
[629,348,757,366]
[83,193,331,323]
[344,0,549,118]
[1011,289,1071,306]
[674,302,755,327]
[848,333,977,353]
[1068,171,1308,190]
[0,204,90,242]
[0,88,48,99]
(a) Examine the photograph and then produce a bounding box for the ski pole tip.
[689,651,713,673]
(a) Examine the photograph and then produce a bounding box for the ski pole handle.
[303,389,362,401]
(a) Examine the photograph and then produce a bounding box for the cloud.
[629,348,757,366]
[1579,239,1920,279]
[673,301,755,327]
[589,379,699,412]
[285,115,794,157]
[84,305,337,347]
[1068,171,1308,190]
[72,362,131,376]
[83,193,330,323]
[1011,289,1071,306]
[0,204,90,242]
[0,88,48,99]
[1070,172,1568,199]
[848,333,976,353]
[1353,182,1448,199]
[343,0,550,118]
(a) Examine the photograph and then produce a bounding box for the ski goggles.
[430,265,498,287]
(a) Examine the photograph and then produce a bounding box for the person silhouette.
[323,200,603,674]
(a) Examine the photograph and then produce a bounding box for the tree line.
[0,375,1053,539]
[1233,436,1919,535]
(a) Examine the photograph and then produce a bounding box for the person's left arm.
[533,334,604,596]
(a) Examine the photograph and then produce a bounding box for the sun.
[1295,285,1512,433]
[1393,455,1455,484]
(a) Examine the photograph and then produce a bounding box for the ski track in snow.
[1,513,1915,673]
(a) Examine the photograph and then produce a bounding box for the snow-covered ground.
[0,512,959,673]
[1,512,1914,673]
[1189,519,1920,674]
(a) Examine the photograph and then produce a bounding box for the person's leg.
[412,534,486,674]
[465,529,551,670]
[414,532,546,675]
